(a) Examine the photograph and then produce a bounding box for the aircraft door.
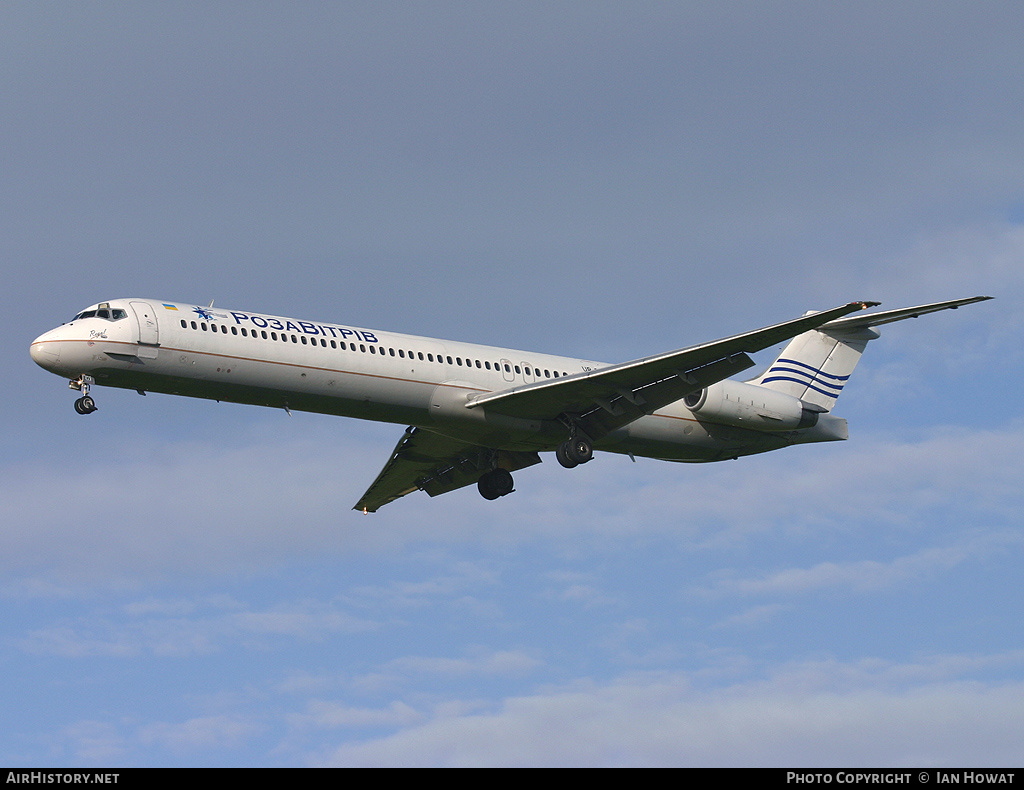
[129,301,160,358]
[500,358,515,383]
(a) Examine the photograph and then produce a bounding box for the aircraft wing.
[467,301,879,439]
[353,426,541,513]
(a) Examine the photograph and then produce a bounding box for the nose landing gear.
[69,375,98,414]
[74,395,97,414]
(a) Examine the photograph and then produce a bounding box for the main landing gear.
[556,435,593,469]
[69,375,98,414]
[478,467,515,501]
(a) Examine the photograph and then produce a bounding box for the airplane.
[30,295,991,512]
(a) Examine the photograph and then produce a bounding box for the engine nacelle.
[683,380,820,431]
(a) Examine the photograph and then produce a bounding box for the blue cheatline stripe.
[761,375,846,399]
[763,365,845,395]
[775,358,850,381]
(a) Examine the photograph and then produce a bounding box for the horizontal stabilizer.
[755,296,992,410]
[820,296,992,331]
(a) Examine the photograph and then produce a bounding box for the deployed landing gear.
[74,396,97,414]
[478,468,515,501]
[556,435,593,468]
[69,375,97,414]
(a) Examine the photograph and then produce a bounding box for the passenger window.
[180,320,187,328]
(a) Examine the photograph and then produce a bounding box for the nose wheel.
[69,375,97,414]
[74,396,97,414]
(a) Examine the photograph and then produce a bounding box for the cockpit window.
[73,308,127,321]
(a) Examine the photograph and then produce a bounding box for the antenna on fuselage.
[207,299,215,308]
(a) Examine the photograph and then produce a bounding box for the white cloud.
[20,596,377,658]
[58,720,129,764]
[3,413,1021,590]
[291,700,422,730]
[314,656,1024,766]
[698,532,1020,598]
[138,715,264,753]
[383,650,542,678]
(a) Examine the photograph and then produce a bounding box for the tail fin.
[751,296,992,412]
[751,322,876,411]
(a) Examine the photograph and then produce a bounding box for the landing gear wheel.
[556,442,579,469]
[559,436,593,466]
[569,437,593,464]
[478,468,515,500]
[74,396,97,414]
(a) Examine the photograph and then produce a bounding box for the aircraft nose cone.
[30,332,61,371]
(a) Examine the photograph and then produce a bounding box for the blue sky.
[5,2,1024,766]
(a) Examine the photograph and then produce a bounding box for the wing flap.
[353,427,541,513]
[578,352,756,437]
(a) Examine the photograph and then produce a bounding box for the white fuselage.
[30,299,842,463]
